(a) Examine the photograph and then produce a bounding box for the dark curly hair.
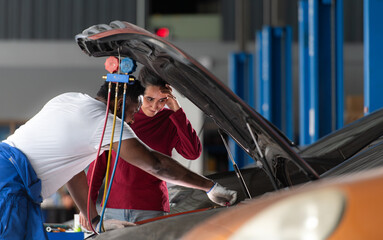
[96,79,145,118]
[138,66,168,88]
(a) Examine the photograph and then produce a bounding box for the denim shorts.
[103,207,167,222]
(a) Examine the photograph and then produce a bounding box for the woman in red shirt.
[87,66,202,222]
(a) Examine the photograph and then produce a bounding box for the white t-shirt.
[4,92,136,199]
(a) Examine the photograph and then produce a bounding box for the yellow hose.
[102,83,119,206]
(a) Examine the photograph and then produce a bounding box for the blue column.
[228,52,254,169]
[255,31,263,115]
[255,26,293,140]
[335,0,344,128]
[364,0,383,114]
[284,27,293,139]
[298,0,311,145]
[300,0,343,145]
[258,27,272,120]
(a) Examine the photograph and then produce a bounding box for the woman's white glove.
[207,183,237,206]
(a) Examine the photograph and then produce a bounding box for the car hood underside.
[76,21,318,185]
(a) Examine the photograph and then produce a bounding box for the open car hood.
[75,21,318,186]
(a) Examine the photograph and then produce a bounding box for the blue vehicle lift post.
[227,0,255,169]
[228,53,255,170]
[364,0,383,114]
[298,0,311,146]
[298,0,344,145]
[255,26,293,140]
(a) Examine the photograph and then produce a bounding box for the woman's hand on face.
[161,84,181,112]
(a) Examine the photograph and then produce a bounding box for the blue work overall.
[0,142,47,240]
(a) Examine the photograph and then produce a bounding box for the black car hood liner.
[75,21,317,180]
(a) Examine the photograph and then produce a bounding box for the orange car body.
[184,167,383,240]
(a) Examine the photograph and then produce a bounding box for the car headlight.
[230,188,346,240]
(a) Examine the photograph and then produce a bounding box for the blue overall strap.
[0,142,48,240]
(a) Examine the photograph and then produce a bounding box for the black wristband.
[91,215,100,225]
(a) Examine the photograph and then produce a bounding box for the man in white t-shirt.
[0,81,237,239]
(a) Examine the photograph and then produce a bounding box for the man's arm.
[66,171,99,228]
[114,138,214,191]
